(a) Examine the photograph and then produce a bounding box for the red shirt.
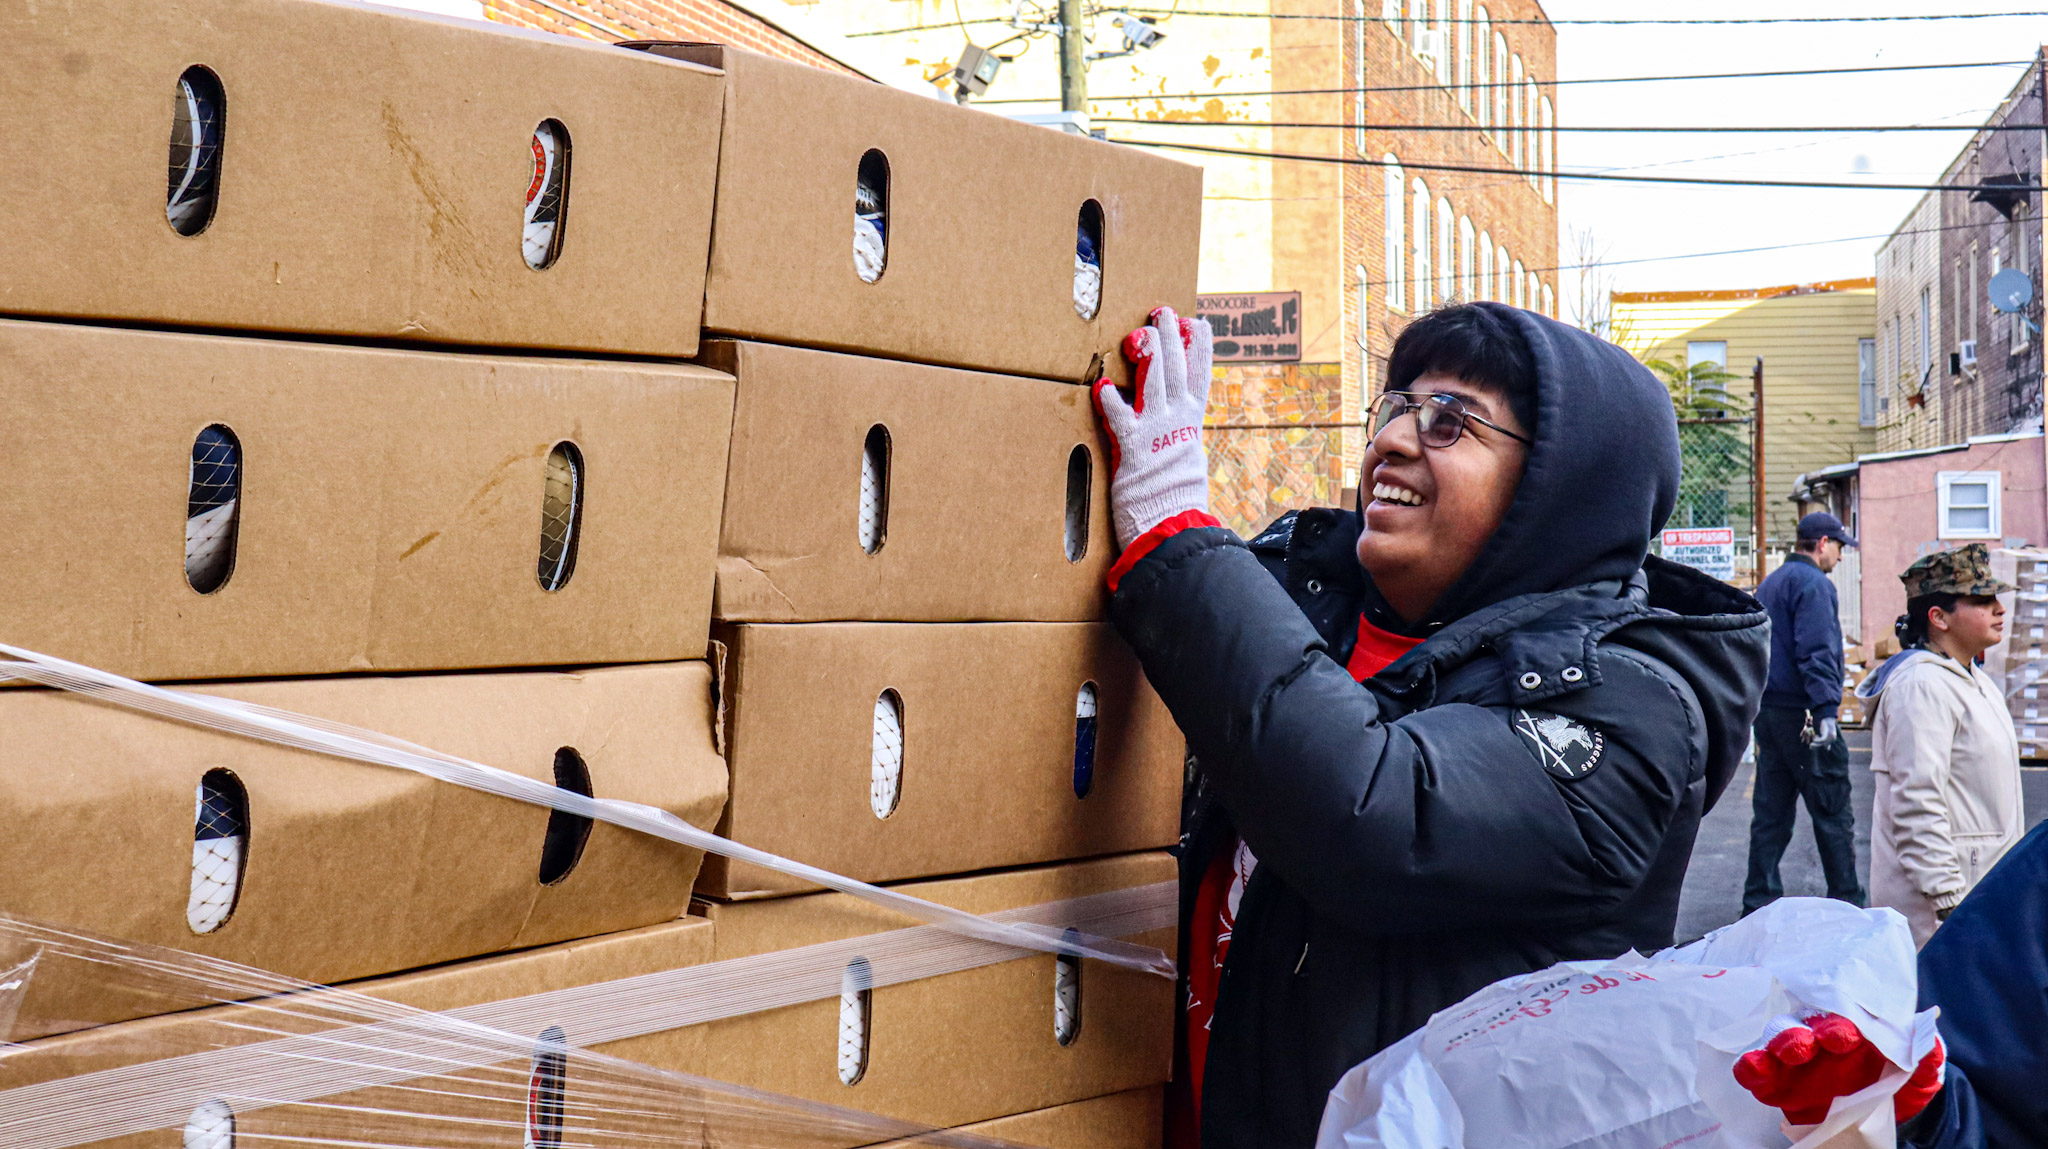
[1167,615,1422,1148]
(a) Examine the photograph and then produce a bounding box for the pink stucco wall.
[1855,435,2047,648]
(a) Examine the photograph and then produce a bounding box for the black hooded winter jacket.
[1107,305,1770,1148]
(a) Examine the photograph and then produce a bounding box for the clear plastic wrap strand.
[0,645,1172,981]
[0,882,1171,1149]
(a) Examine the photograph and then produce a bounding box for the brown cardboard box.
[705,340,1114,622]
[0,661,726,1038]
[627,44,1203,384]
[700,624,1183,899]
[696,852,1176,1128]
[937,1088,1164,1149]
[0,855,1172,1147]
[0,0,721,356]
[0,319,734,681]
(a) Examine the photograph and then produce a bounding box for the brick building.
[1876,53,2047,452]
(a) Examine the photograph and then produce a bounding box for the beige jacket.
[1866,649,2026,947]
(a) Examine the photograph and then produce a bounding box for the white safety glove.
[1814,715,1842,746]
[1090,306,1214,550]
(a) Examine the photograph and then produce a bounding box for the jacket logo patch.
[1514,710,1605,781]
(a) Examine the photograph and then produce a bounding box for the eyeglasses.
[1368,390,1533,449]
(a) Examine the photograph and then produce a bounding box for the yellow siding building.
[1612,278,1878,548]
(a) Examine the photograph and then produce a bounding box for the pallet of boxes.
[0,5,1203,1148]
[1983,548,2048,761]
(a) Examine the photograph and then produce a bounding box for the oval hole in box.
[538,442,583,592]
[526,1024,569,1148]
[1054,927,1083,1046]
[523,120,572,270]
[859,425,891,555]
[538,748,594,886]
[167,66,225,237]
[1064,445,1092,563]
[837,956,874,1085]
[1074,199,1104,320]
[187,424,241,595]
[183,1099,236,1149]
[854,150,890,283]
[1072,682,1098,799]
[871,689,904,819]
[187,769,248,935]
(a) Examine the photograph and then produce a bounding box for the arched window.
[1510,56,1525,169]
[1524,78,1539,188]
[1540,94,1556,203]
[1512,259,1525,308]
[1357,264,1372,348]
[1455,0,1472,108]
[1356,0,1369,156]
[1382,0,1399,21]
[1473,9,1490,126]
[1435,1,1452,84]
[1383,158,1406,311]
[1495,244,1510,301]
[1529,271,1541,312]
[1458,216,1476,300]
[1493,35,1509,145]
[1541,282,1555,317]
[1478,231,1493,300]
[1436,197,1454,305]
[1412,178,1432,310]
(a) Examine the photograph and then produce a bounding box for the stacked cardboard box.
[4,4,1200,1146]
[1987,549,2048,760]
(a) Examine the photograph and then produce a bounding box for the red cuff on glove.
[1106,509,1223,592]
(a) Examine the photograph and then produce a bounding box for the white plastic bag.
[1316,898,1938,1149]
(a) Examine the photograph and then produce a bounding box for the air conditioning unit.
[1960,339,1979,368]
[1415,29,1448,74]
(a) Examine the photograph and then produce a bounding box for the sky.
[1547,0,2048,317]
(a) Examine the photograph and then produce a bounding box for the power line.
[1124,7,2048,23]
[850,10,2048,34]
[1099,118,2045,133]
[970,58,2032,102]
[1110,138,2048,192]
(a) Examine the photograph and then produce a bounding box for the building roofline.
[1610,276,1876,304]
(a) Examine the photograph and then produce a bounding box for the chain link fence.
[1653,417,1758,572]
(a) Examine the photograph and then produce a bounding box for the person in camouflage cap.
[1899,542,2015,599]
[1859,540,2024,950]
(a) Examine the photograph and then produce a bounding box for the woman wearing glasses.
[1089,302,1769,1149]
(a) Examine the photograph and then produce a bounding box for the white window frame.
[1454,0,1472,107]
[1356,263,1371,349]
[1686,340,1727,370]
[1492,33,1509,143]
[1858,337,1877,426]
[1383,159,1406,311]
[1436,197,1455,304]
[1937,470,2001,540]
[1458,215,1475,300]
[1496,244,1510,302]
[1472,9,1490,127]
[1540,94,1555,203]
[1512,258,1525,308]
[1478,231,1493,300]
[1412,178,1433,310]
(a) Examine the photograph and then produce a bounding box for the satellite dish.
[1990,266,2034,314]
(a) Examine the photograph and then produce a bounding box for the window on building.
[1511,258,1525,308]
[1492,33,1508,143]
[1472,7,1488,120]
[1382,0,1399,22]
[1686,341,1727,369]
[1523,78,1537,187]
[1496,244,1509,301]
[1357,264,1371,349]
[1383,159,1405,311]
[1454,0,1471,107]
[1412,178,1432,310]
[1356,0,1369,155]
[1937,470,2001,539]
[1968,241,1979,346]
[1858,337,1877,426]
[1528,271,1540,312]
[1541,282,1554,317]
[1437,197,1454,304]
[1458,215,1475,300]
[2014,208,2032,353]
[1478,231,1493,300]
[1509,56,1524,168]
[1920,286,1933,372]
[1540,95,1555,203]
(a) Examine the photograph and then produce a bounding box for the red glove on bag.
[1732,1010,1944,1126]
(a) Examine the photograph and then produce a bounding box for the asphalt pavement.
[1676,728,2048,943]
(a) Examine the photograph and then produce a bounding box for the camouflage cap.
[1899,543,2015,598]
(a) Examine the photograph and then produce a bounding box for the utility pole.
[1058,0,1086,112]
[1752,356,1767,583]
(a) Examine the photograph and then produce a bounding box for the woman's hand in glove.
[1732,1010,1945,1126]
[1091,306,1214,550]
